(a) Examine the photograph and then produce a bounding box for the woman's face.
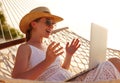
[31,17,56,38]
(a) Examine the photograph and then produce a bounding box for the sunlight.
[6,0,120,50]
[40,0,120,50]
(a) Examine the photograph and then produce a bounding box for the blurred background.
[1,0,120,50]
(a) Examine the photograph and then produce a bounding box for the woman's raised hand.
[65,38,81,56]
[45,42,64,63]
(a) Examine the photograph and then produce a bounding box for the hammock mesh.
[0,0,120,81]
[0,27,120,78]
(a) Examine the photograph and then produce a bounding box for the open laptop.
[89,23,107,69]
[65,23,108,82]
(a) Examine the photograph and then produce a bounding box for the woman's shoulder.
[17,43,31,52]
[16,43,31,61]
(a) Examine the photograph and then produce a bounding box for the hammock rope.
[0,27,120,78]
[0,0,120,82]
[0,20,5,41]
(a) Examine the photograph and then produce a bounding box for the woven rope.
[0,28,120,78]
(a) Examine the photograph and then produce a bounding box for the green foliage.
[0,11,6,25]
[0,3,24,40]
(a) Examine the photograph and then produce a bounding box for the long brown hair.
[25,17,41,41]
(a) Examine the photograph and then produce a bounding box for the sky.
[2,0,120,50]
[34,0,120,50]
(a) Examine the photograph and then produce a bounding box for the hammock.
[0,27,120,77]
[0,0,120,82]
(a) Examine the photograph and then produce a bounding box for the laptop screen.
[89,23,108,69]
[65,23,108,82]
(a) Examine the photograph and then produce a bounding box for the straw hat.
[19,6,63,33]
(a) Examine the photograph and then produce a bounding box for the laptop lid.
[89,23,108,69]
[65,23,108,82]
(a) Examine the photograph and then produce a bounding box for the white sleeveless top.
[28,45,72,81]
[28,45,120,82]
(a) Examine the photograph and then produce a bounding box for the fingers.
[54,44,64,56]
[74,39,80,45]
[66,42,69,48]
[52,43,60,51]
[47,42,64,57]
[73,39,80,48]
[56,51,64,56]
[71,39,75,45]
[76,43,81,49]
[54,46,63,53]
[47,42,56,49]
[71,38,81,47]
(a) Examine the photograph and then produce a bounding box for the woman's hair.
[26,25,32,41]
[26,17,41,41]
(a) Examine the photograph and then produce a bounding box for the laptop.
[65,23,108,82]
[89,23,107,69]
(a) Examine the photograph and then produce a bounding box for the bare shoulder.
[18,43,30,50]
[16,43,31,59]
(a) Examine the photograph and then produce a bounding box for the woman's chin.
[44,33,52,38]
[44,35,50,38]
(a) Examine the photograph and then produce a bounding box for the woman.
[12,6,120,82]
[12,6,80,81]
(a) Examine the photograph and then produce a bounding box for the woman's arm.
[62,39,81,69]
[12,42,64,80]
[12,44,51,80]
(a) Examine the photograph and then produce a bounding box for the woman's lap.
[72,58,120,82]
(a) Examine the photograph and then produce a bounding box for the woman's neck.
[28,40,43,45]
[28,36,43,43]
[27,39,46,51]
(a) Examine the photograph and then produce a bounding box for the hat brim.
[19,12,63,33]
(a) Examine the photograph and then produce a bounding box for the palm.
[65,39,81,56]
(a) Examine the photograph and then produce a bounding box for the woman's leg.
[68,57,120,82]
[108,58,120,72]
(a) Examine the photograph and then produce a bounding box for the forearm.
[12,60,51,80]
[62,54,72,70]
